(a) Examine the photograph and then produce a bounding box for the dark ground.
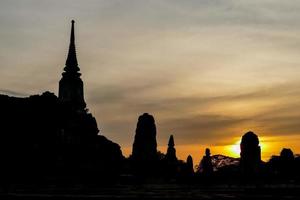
[1,183,300,199]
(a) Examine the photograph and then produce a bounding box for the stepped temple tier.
[0,21,123,183]
[59,20,86,112]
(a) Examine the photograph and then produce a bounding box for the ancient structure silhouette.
[165,135,178,162]
[240,131,261,176]
[59,20,86,112]
[269,148,295,179]
[131,113,158,176]
[186,155,194,175]
[164,135,178,179]
[2,21,300,195]
[132,113,158,162]
[0,21,123,184]
[199,148,213,175]
[280,148,294,161]
[279,148,295,177]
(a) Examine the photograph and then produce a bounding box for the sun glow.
[228,140,241,158]
[226,137,270,160]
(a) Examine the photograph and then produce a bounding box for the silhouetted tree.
[157,151,166,161]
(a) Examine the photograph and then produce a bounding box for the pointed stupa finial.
[187,155,193,167]
[64,20,80,73]
[186,155,194,173]
[168,135,174,147]
[71,20,75,39]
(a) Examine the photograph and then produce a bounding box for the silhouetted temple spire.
[59,20,86,111]
[166,135,177,162]
[186,155,194,175]
[64,20,80,74]
[168,135,174,147]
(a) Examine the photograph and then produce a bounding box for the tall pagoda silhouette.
[59,20,86,111]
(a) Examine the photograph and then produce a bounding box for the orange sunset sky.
[1,0,300,164]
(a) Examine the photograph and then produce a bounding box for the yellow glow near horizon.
[229,140,241,158]
[226,138,270,159]
[122,135,300,165]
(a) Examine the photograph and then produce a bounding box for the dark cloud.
[254,114,300,136]
[159,114,248,145]
[88,81,300,149]
[87,80,300,115]
[0,89,28,97]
